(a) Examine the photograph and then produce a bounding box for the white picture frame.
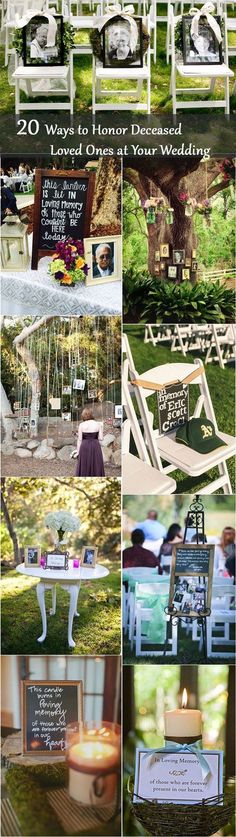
[84,235,122,286]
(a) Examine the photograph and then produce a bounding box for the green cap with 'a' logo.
[176,418,227,454]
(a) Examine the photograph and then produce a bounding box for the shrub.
[123,272,235,323]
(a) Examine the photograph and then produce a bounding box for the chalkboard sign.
[158,383,189,435]
[169,544,214,617]
[32,169,96,269]
[22,680,83,755]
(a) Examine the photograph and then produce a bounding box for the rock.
[1,443,16,456]
[57,445,75,461]
[102,447,112,463]
[11,440,26,447]
[15,448,32,458]
[33,446,56,460]
[113,436,121,450]
[53,438,75,449]
[101,434,116,447]
[27,440,40,450]
[113,449,121,466]
[40,438,54,447]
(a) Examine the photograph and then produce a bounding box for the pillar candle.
[164,689,202,744]
[67,724,120,806]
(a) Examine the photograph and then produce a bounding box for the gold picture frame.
[160,243,169,258]
[25,546,41,567]
[81,546,98,568]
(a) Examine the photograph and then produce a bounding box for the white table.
[1,253,122,315]
[17,560,109,648]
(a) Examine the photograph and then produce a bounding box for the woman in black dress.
[76,408,105,477]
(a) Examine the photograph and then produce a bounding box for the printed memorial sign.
[134,748,223,804]
[158,383,189,434]
[22,680,83,755]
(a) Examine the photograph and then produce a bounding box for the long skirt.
[76,432,105,477]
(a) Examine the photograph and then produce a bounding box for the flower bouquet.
[48,239,88,286]
[45,510,80,545]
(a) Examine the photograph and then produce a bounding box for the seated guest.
[136,509,167,554]
[225,543,235,583]
[1,185,18,224]
[123,529,162,572]
[209,526,235,576]
[158,524,183,574]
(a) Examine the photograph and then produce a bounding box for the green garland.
[90,23,149,61]
[12,21,75,64]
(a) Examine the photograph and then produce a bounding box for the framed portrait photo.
[160,243,169,258]
[173,249,185,265]
[192,260,198,271]
[81,546,98,568]
[182,267,190,280]
[102,15,143,68]
[84,235,122,286]
[185,257,191,267]
[192,249,197,258]
[168,265,177,278]
[25,546,41,567]
[183,15,223,65]
[23,15,64,67]
[155,250,160,261]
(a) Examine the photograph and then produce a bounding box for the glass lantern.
[146,207,156,224]
[1,216,30,271]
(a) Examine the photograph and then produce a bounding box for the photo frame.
[160,243,169,258]
[183,15,223,66]
[81,546,98,568]
[73,379,86,391]
[192,260,198,271]
[169,543,214,617]
[22,680,83,756]
[84,236,122,286]
[173,249,185,265]
[182,267,190,280]
[160,262,165,270]
[168,265,177,278]
[155,250,160,261]
[192,249,197,258]
[185,257,192,267]
[102,15,143,68]
[25,546,41,567]
[45,550,69,570]
[23,15,64,67]
[62,412,71,421]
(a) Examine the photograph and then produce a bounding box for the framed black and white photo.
[173,249,185,265]
[25,546,41,567]
[23,15,64,66]
[183,15,223,65]
[73,379,86,391]
[168,265,177,278]
[84,236,122,286]
[102,15,143,68]
[81,546,98,568]
[192,260,198,271]
[45,550,69,570]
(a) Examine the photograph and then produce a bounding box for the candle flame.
[182,688,188,709]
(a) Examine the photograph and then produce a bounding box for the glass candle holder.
[73,558,80,569]
[66,721,120,806]
[40,556,46,568]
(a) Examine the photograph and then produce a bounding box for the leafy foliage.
[123,273,235,323]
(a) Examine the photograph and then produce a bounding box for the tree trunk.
[1,480,20,565]
[90,158,121,236]
[225,665,235,781]
[13,317,53,438]
[180,667,198,707]
[0,382,16,445]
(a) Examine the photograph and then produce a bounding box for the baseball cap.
[175,418,227,454]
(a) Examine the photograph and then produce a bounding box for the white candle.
[68,732,119,806]
[164,689,202,741]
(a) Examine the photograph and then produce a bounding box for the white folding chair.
[134,581,178,656]
[124,333,236,494]
[92,13,151,112]
[122,355,177,495]
[205,325,236,369]
[206,579,235,658]
[144,324,173,346]
[169,5,234,113]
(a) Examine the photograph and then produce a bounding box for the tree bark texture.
[90,158,121,236]
[13,316,53,438]
[0,382,16,444]
[1,480,19,565]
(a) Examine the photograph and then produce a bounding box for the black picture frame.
[102,15,143,68]
[192,260,198,271]
[173,249,185,265]
[182,15,223,66]
[45,550,69,570]
[23,15,64,67]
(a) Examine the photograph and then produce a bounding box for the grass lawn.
[123,325,235,493]
[1,556,121,655]
[123,627,235,664]
[0,15,235,113]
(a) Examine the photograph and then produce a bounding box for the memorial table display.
[32,169,95,269]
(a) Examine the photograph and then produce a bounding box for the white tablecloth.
[1,257,122,315]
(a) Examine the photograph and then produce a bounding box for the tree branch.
[1,481,19,565]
